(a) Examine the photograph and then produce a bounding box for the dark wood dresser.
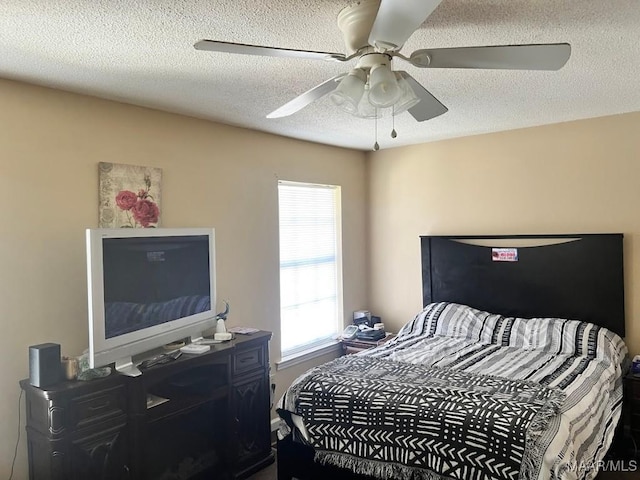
[20,331,273,480]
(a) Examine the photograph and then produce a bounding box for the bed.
[276,234,629,480]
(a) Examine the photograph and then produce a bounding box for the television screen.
[103,235,211,338]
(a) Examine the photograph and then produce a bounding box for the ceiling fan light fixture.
[368,63,401,108]
[355,85,382,119]
[392,73,421,114]
[330,68,367,113]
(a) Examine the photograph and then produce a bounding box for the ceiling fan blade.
[368,0,443,50]
[397,72,448,122]
[194,39,347,62]
[266,74,345,118]
[409,43,571,70]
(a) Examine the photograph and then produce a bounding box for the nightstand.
[625,374,640,444]
[613,373,640,460]
[341,333,396,355]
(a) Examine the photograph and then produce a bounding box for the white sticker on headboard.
[492,248,518,262]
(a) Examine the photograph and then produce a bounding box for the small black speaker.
[29,343,61,388]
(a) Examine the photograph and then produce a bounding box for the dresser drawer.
[232,345,265,376]
[69,384,127,429]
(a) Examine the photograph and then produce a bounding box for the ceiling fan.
[194,0,570,124]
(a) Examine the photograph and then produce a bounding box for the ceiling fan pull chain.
[373,109,380,151]
[391,105,398,138]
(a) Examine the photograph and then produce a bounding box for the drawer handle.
[88,402,110,411]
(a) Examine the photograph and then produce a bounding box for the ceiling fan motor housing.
[356,52,392,71]
[337,0,381,54]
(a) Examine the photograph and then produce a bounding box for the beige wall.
[368,112,640,354]
[0,78,367,476]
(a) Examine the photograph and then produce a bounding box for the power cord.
[8,389,23,480]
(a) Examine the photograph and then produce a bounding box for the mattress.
[278,302,628,480]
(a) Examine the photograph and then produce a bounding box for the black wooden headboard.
[421,234,625,336]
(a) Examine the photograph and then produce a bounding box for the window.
[278,181,342,358]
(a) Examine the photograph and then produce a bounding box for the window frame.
[276,180,344,364]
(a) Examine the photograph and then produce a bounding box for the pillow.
[397,302,511,344]
[396,302,445,339]
[432,302,500,343]
[521,316,622,361]
[398,302,626,364]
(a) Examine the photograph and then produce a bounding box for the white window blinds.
[278,181,342,356]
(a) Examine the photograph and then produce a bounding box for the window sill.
[276,340,341,371]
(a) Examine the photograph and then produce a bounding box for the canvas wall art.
[99,162,162,228]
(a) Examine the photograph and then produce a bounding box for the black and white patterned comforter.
[278,302,628,480]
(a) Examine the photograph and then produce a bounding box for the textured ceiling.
[1,0,639,151]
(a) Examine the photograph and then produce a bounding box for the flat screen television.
[86,227,216,376]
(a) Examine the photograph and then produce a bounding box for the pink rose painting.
[99,162,162,228]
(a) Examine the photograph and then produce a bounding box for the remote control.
[138,350,182,369]
[180,344,210,354]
